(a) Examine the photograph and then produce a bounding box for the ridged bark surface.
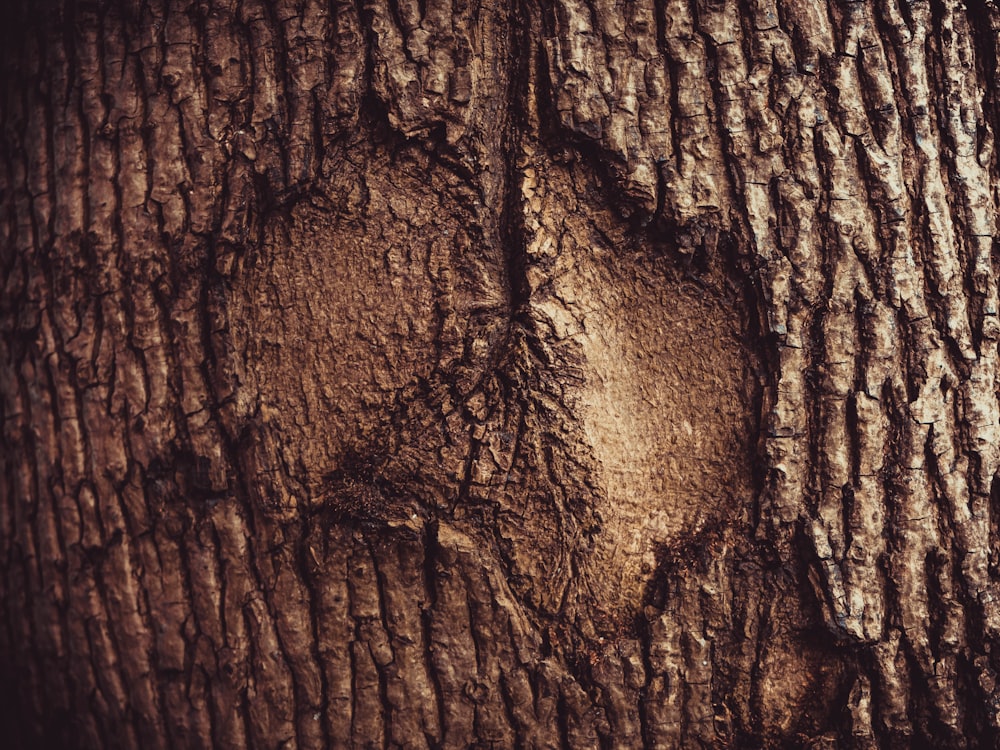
[1,0,999,747]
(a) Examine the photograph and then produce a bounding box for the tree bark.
[2,0,999,747]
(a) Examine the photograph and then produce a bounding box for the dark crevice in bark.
[967,0,1000,168]
[990,473,1000,601]
[636,621,656,749]
[496,672,525,746]
[660,19,685,190]
[32,16,84,716]
[257,0,292,191]
[420,521,448,747]
[500,3,533,332]
[296,520,330,744]
[554,689,573,749]
[804,307,827,518]
[365,538,395,749]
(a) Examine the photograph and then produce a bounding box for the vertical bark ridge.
[0,11,33,747]
[210,501,258,750]
[9,27,42,737]
[22,31,76,725]
[371,532,441,745]
[301,523,351,748]
[347,536,390,747]
[426,524,478,748]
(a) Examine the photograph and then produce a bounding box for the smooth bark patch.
[518,155,759,610]
[231,147,510,518]
[232,147,758,615]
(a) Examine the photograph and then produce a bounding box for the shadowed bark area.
[1,0,999,748]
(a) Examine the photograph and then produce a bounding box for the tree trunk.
[2,0,999,746]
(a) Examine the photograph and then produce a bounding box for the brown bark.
[1,0,999,747]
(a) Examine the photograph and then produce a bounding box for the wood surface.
[2,0,999,746]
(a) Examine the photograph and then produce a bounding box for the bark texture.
[1,0,1000,747]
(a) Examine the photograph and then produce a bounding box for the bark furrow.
[2,0,1000,747]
